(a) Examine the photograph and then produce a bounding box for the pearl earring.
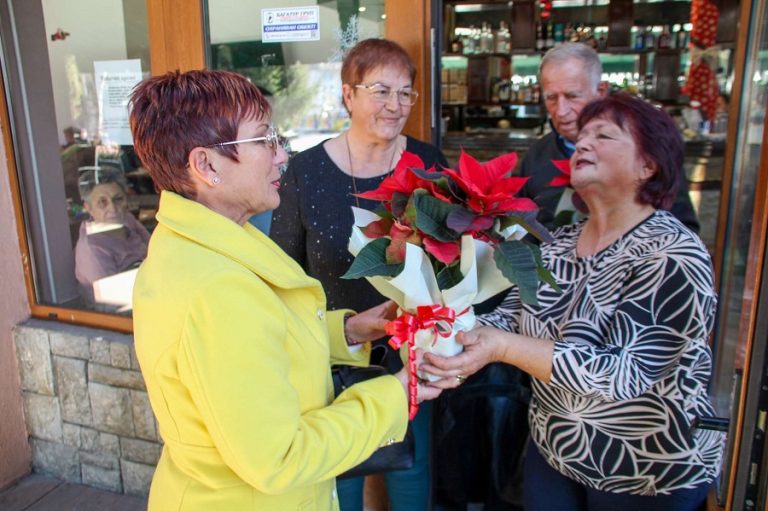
[212,175,221,185]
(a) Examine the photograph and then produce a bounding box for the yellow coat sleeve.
[326,309,371,367]
[177,269,407,494]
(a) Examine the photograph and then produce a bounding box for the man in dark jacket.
[521,42,700,232]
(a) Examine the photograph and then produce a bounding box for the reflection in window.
[207,0,385,152]
[1,0,153,314]
[74,166,149,312]
[50,6,154,312]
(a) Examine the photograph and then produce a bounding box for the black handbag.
[332,364,415,480]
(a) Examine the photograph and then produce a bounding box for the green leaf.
[494,240,540,304]
[413,193,461,242]
[436,263,463,290]
[501,211,554,243]
[374,205,394,220]
[531,244,561,293]
[446,207,480,233]
[410,167,457,196]
[494,241,562,304]
[391,192,409,218]
[341,238,403,279]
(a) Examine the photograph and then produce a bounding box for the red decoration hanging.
[682,0,720,121]
[50,28,70,41]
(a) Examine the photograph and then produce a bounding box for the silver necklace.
[345,132,399,208]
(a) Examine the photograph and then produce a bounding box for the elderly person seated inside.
[74,167,150,306]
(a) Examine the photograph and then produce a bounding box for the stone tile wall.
[13,319,159,496]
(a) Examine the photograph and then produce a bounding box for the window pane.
[206,0,385,153]
[2,0,153,315]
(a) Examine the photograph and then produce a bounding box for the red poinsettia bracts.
[548,159,589,215]
[356,152,440,203]
[423,238,461,265]
[443,150,536,217]
[549,159,572,187]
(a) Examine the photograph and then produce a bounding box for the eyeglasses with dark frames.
[355,84,419,106]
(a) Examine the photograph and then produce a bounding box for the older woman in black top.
[423,93,723,511]
[271,38,447,511]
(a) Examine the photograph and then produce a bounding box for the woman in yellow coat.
[128,70,442,511]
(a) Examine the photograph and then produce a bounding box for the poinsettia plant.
[549,159,589,227]
[342,149,560,419]
[342,150,558,304]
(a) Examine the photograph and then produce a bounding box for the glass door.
[708,0,768,507]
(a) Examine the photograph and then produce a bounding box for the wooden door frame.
[386,0,432,142]
[722,83,768,511]
[147,0,206,74]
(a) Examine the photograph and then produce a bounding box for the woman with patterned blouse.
[423,93,723,511]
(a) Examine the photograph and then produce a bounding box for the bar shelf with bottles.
[438,0,738,169]
[441,48,545,135]
[441,18,708,137]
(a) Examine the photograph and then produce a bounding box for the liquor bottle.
[523,79,533,103]
[480,22,494,54]
[470,25,481,54]
[451,29,464,54]
[657,25,672,49]
[536,22,545,51]
[497,80,511,102]
[496,21,511,53]
[676,26,689,49]
[461,30,472,55]
[584,24,598,49]
[564,22,574,43]
[644,72,654,98]
[545,21,555,49]
[634,27,645,50]
[597,27,608,51]
[643,26,656,49]
[517,81,527,103]
[553,23,565,46]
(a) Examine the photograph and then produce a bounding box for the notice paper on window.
[261,6,320,42]
[94,59,143,146]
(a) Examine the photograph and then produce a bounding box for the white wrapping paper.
[349,207,525,379]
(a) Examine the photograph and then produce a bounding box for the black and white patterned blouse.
[480,210,724,495]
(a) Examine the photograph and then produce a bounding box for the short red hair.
[129,70,270,198]
[341,38,416,87]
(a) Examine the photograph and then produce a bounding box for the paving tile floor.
[0,474,146,511]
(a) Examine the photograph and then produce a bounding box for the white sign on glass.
[261,6,320,42]
[94,59,142,146]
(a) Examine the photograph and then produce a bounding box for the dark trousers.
[523,443,711,511]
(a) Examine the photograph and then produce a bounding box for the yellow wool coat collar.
[156,191,319,292]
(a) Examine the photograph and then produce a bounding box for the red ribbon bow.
[386,305,464,420]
